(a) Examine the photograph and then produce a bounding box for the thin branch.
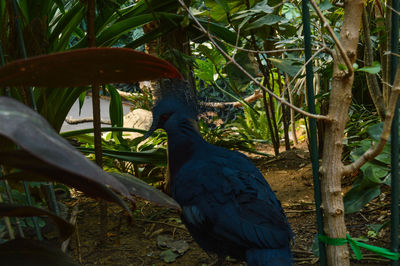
[65,117,111,125]
[116,86,261,109]
[384,51,400,58]
[386,2,400,16]
[214,39,313,54]
[177,0,330,121]
[343,64,400,175]
[201,90,263,108]
[309,0,353,76]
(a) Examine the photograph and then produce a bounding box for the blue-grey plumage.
[147,79,294,265]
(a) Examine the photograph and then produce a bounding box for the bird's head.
[145,79,199,139]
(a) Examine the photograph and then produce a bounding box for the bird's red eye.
[161,114,169,122]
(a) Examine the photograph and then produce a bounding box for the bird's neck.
[166,118,204,177]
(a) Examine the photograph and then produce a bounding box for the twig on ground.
[134,218,187,231]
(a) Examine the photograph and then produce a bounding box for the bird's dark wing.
[173,147,293,250]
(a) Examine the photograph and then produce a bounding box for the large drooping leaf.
[0,239,79,266]
[0,151,128,210]
[344,165,387,214]
[110,172,180,210]
[0,48,183,88]
[0,97,132,211]
[0,203,74,241]
[345,119,396,213]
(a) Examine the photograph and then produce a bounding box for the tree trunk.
[320,0,364,265]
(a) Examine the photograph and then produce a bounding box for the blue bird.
[146,79,293,265]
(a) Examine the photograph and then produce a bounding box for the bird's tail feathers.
[246,246,293,266]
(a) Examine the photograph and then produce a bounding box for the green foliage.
[356,62,381,74]
[199,120,254,152]
[344,121,394,213]
[230,104,271,142]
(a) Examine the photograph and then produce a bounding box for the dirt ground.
[63,143,394,265]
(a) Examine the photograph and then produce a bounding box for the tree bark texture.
[320,0,364,265]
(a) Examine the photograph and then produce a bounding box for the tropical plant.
[0,42,181,263]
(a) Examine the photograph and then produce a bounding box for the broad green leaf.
[251,0,275,13]
[195,59,215,82]
[344,183,381,214]
[367,122,383,141]
[0,239,78,266]
[320,0,333,11]
[363,165,388,183]
[357,61,381,74]
[244,14,286,31]
[0,203,74,241]
[269,58,301,77]
[204,0,244,22]
[215,0,230,13]
[234,0,274,19]
[344,165,385,214]
[374,145,391,165]
[196,44,225,67]
[196,18,237,45]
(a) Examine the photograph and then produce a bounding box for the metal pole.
[390,0,399,265]
[301,0,327,265]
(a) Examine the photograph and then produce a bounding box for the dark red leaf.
[0,48,183,88]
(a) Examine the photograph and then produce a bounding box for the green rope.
[318,234,399,261]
